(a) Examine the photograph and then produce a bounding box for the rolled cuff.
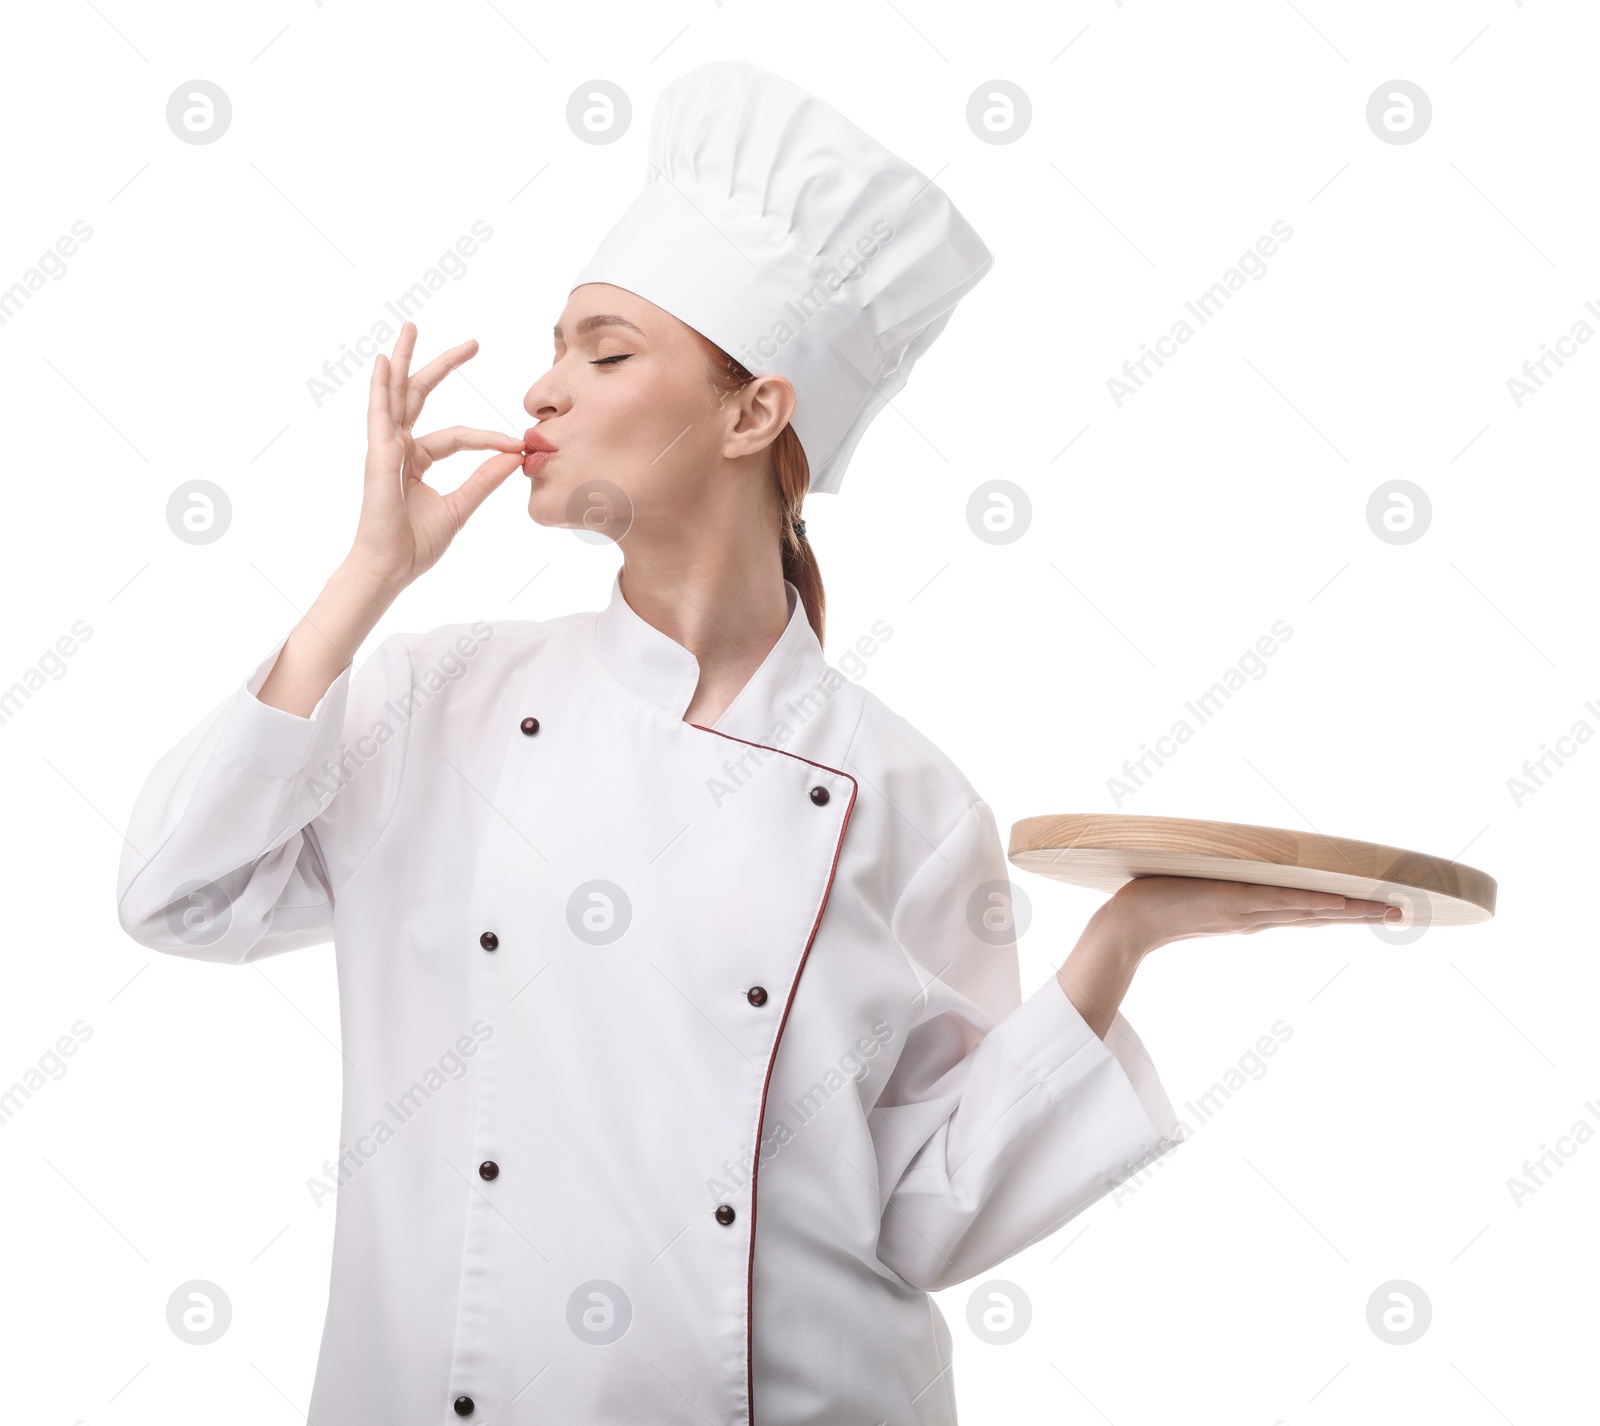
[214,636,353,780]
[999,972,1187,1151]
[1104,1004,1184,1144]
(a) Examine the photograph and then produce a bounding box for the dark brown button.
[520,716,540,736]
[809,785,830,806]
[454,1397,475,1417]
[746,986,768,1006]
[478,1161,498,1181]
[479,931,498,951]
[715,1204,736,1225]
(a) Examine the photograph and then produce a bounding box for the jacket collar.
[591,567,833,743]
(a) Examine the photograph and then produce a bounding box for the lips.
[522,427,556,476]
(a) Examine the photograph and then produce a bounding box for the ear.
[722,374,796,459]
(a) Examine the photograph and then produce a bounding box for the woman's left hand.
[1055,877,1401,1040]
[1108,875,1401,953]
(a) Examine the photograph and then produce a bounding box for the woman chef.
[115,59,1397,1426]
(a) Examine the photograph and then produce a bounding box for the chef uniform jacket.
[116,569,1185,1425]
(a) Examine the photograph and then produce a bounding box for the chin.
[524,478,570,529]
[528,469,637,541]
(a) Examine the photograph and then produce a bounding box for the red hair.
[696,336,826,647]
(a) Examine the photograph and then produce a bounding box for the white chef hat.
[568,60,994,496]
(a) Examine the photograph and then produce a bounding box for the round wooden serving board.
[1008,813,1496,927]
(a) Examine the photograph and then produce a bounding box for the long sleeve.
[868,799,1186,1292]
[114,630,416,964]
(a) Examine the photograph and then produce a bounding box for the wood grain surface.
[1007,812,1496,927]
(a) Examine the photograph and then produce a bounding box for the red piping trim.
[687,723,858,1426]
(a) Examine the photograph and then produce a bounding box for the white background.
[1,0,1593,1421]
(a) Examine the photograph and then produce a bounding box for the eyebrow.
[552,314,644,340]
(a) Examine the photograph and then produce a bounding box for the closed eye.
[591,354,634,366]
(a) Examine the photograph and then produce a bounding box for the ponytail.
[774,426,824,648]
[698,339,826,647]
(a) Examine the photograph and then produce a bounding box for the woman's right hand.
[348,321,526,592]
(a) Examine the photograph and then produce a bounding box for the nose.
[523,349,576,422]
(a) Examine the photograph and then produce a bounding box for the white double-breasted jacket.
[116,570,1184,1424]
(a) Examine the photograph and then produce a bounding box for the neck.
[617,527,791,726]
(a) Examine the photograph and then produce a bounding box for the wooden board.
[1008,813,1496,927]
